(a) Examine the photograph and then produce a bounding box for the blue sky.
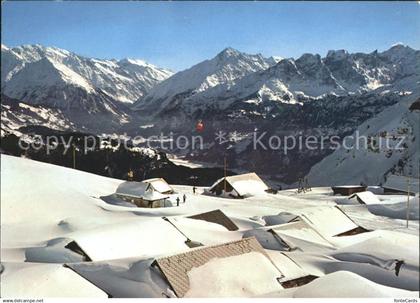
[2,1,419,71]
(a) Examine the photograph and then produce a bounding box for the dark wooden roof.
[187,209,239,231]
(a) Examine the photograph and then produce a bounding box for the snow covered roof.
[184,252,283,297]
[270,221,334,249]
[266,251,314,284]
[210,172,269,197]
[153,237,282,297]
[143,178,174,194]
[115,181,169,201]
[68,219,189,261]
[284,271,417,298]
[299,206,366,238]
[263,212,300,226]
[383,175,419,194]
[242,229,290,251]
[1,262,108,298]
[66,258,172,298]
[116,181,149,196]
[165,217,241,246]
[349,191,381,205]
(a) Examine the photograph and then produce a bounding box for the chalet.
[382,174,419,195]
[115,181,170,208]
[208,172,269,198]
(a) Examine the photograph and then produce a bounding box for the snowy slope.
[325,44,420,91]
[279,271,417,298]
[1,94,76,137]
[1,155,419,297]
[306,90,419,186]
[1,44,173,105]
[1,262,108,298]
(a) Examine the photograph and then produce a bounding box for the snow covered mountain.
[134,44,419,117]
[1,43,418,186]
[306,89,420,186]
[132,47,274,112]
[1,94,76,137]
[1,44,173,108]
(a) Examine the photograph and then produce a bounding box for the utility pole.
[224,156,227,193]
[406,176,410,228]
[72,144,76,169]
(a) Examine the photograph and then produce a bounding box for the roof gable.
[210,172,269,197]
[143,178,173,193]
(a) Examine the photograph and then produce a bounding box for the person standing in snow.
[183,194,186,203]
[176,197,180,206]
[193,186,196,194]
[127,169,134,181]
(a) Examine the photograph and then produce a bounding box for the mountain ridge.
[1,44,173,107]
[133,44,419,117]
[1,43,419,185]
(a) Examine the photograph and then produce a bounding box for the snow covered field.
[1,154,419,298]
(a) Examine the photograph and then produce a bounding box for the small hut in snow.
[115,181,170,208]
[208,173,269,198]
[142,178,174,194]
[382,174,419,195]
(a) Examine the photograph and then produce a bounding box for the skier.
[176,196,180,207]
[193,186,196,194]
[183,194,187,203]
